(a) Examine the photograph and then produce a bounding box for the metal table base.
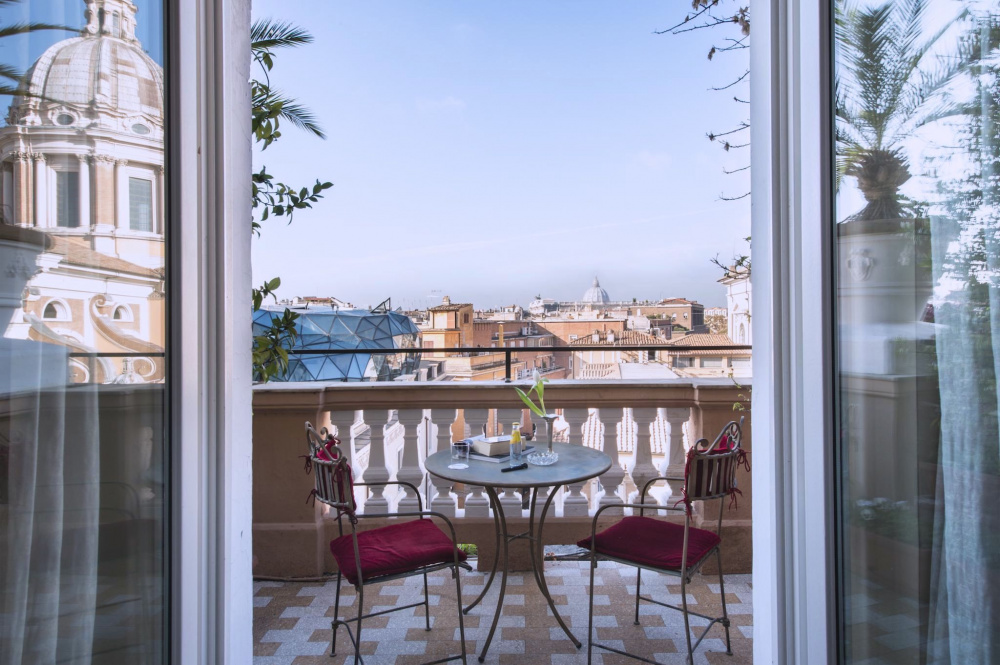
[464,485,580,663]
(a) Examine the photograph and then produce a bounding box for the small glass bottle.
[509,423,523,466]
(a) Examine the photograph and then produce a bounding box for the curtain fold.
[1,340,100,665]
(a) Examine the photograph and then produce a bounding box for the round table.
[425,442,612,663]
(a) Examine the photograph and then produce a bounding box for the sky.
[0,0,163,68]
[250,1,751,311]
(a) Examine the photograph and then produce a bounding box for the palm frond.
[251,18,312,52]
[0,22,76,40]
[0,63,22,83]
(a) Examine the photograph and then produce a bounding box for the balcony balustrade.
[252,379,752,578]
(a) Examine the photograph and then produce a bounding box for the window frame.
[168,0,253,663]
[129,175,155,232]
[750,0,837,662]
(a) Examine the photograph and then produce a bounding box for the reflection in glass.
[835,1,1000,662]
[0,1,167,662]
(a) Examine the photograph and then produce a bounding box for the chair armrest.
[354,480,424,512]
[638,476,684,504]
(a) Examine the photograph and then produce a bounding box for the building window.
[129,177,153,231]
[112,11,120,38]
[462,313,470,324]
[673,357,693,369]
[569,335,578,341]
[113,305,133,322]
[42,301,68,320]
[56,171,80,227]
[422,340,435,348]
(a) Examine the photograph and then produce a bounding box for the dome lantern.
[8,0,162,133]
[581,276,610,304]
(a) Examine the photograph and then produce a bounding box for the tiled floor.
[254,560,753,665]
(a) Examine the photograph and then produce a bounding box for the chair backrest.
[684,419,744,502]
[305,421,356,517]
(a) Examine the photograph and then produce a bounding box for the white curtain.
[1,339,100,665]
[927,14,1000,659]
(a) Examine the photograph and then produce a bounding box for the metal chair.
[578,419,747,665]
[304,422,471,665]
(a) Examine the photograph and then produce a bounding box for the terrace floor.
[253,560,753,665]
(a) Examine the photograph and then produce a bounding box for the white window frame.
[170,1,252,663]
[751,0,836,663]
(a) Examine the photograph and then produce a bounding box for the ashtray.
[527,451,559,466]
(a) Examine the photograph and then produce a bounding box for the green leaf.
[515,387,545,417]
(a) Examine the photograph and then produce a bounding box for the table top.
[424,442,612,489]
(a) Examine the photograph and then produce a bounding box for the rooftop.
[569,329,670,347]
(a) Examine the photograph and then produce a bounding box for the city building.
[720,266,751,344]
[568,328,676,379]
[0,0,165,383]
[419,295,473,355]
[662,332,751,378]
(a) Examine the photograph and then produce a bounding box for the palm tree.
[251,18,326,144]
[835,0,965,221]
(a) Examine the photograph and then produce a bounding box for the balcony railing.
[252,378,752,577]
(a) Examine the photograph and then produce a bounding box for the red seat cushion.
[330,519,467,586]
[576,516,720,572]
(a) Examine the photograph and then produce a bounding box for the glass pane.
[0,1,167,662]
[56,170,79,228]
[129,177,153,232]
[834,1,1000,662]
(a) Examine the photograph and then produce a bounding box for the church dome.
[8,0,163,135]
[581,277,610,304]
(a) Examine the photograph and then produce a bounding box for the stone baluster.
[629,408,659,506]
[462,408,491,518]
[597,408,625,508]
[497,407,524,516]
[362,410,392,512]
[663,407,691,503]
[429,408,458,516]
[395,409,425,511]
[561,408,591,516]
[328,410,358,510]
[329,410,356,460]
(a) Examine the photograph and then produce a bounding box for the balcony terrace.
[252,379,753,664]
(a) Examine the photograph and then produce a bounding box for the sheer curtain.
[1,337,101,664]
[927,14,1000,660]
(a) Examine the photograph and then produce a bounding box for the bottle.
[509,423,523,465]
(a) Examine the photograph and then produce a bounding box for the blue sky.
[251,1,751,310]
[0,0,163,68]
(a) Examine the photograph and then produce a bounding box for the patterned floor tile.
[254,561,752,664]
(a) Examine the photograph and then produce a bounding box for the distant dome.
[582,276,610,304]
[8,0,163,135]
